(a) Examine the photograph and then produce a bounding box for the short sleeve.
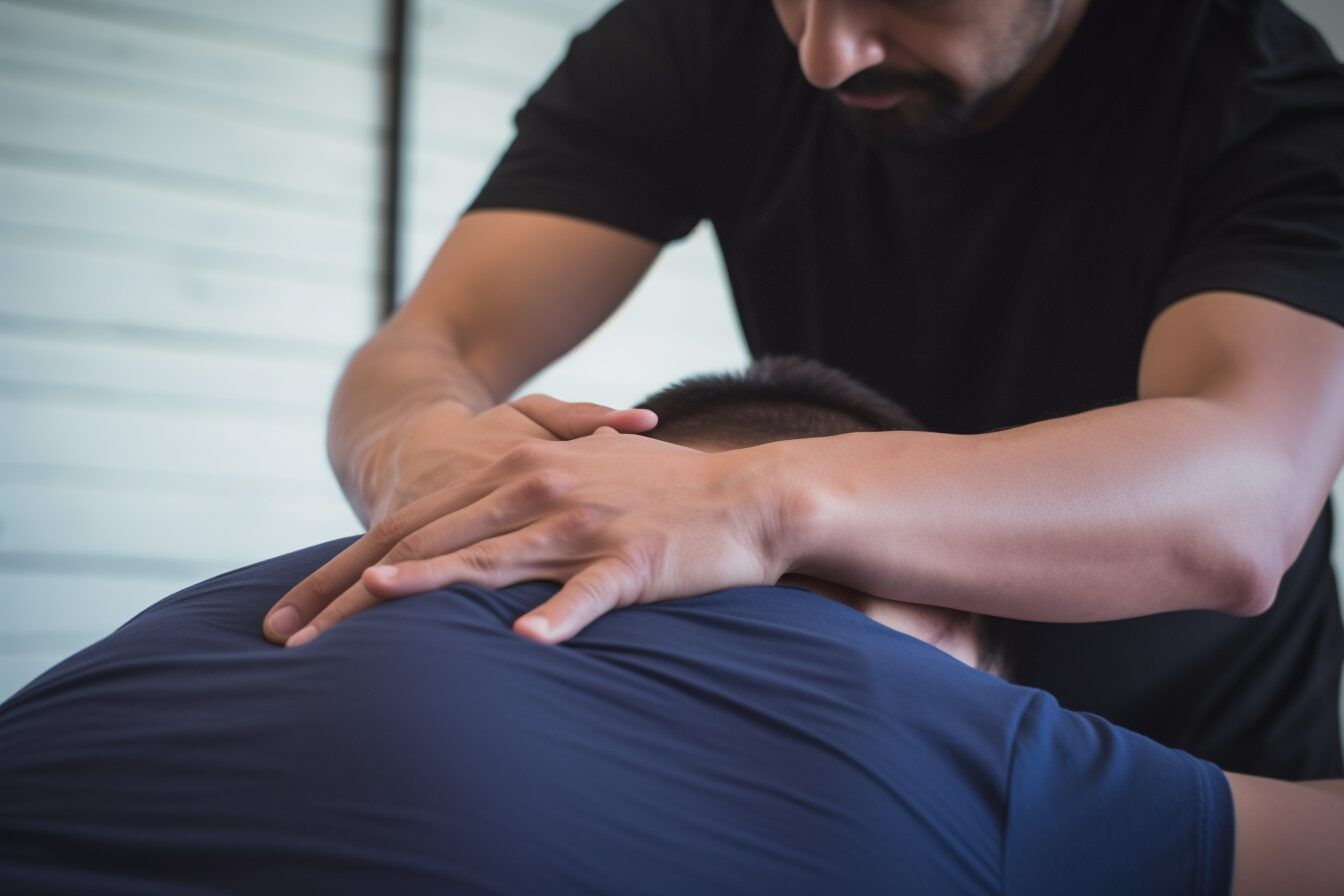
[1152,33,1344,327]
[462,0,711,244]
[1002,691,1234,896]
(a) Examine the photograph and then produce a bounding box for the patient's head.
[637,356,1006,676]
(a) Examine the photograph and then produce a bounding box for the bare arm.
[330,209,661,526]
[770,292,1344,620]
[1227,771,1344,895]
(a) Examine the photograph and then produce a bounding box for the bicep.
[392,209,661,400]
[1226,771,1344,895]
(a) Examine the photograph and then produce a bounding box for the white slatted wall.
[0,0,385,697]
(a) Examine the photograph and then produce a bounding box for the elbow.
[1212,521,1295,619]
[1176,513,1289,618]
[1206,447,1304,618]
[1220,552,1282,618]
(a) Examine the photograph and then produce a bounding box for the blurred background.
[0,0,1340,700]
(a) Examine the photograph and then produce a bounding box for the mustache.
[835,67,959,103]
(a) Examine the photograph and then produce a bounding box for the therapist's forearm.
[767,396,1300,622]
[327,319,496,526]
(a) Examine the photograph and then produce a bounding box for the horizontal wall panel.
[404,147,493,221]
[407,75,519,155]
[414,0,570,88]
[0,72,380,207]
[7,0,385,58]
[0,3,379,130]
[1,570,205,636]
[0,480,357,569]
[0,655,76,705]
[0,332,344,411]
[448,0,602,29]
[0,242,375,347]
[0,164,376,281]
[0,397,336,483]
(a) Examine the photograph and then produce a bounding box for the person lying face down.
[0,357,1338,895]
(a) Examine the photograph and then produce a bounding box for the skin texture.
[1225,773,1344,895]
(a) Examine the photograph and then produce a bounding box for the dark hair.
[637,355,1008,677]
[637,355,924,446]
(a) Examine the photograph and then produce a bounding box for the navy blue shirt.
[0,537,1233,895]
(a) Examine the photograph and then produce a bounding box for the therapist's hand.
[266,428,793,646]
[361,394,659,529]
[264,395,658,644]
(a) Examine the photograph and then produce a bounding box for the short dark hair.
[637,355,1008,677]
[637,355,924,445]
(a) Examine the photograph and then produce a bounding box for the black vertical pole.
[379,0,410,321]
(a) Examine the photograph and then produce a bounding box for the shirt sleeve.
[1152,35,1344,327]
[461,0,711,245]
[1002,691,1234,896]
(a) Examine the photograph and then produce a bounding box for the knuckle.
[462,543,501,573]
[296,566,338,606]
[500,442,546,469]
[393,529,436,561]
[556,504,608,537]
[568,574,611,615]
[518,468,573,503]
[368,512,408,547]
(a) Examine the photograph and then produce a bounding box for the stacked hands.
[262,396,795,647]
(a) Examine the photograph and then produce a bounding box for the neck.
[777,573,982,668]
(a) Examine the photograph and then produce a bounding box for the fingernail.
[368,565,398,579]
[286,625,318,648]
[268,606,301,639]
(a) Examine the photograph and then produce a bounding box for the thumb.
[510,393,658,440]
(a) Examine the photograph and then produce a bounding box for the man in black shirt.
[262,0,1344,780]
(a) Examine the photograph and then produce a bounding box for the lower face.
[772,0,1064,149]
[829,71,999,149]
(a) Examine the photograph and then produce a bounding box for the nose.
[794,1,887,90]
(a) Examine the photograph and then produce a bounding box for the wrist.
[345,399,477,525]
[733,437,836,582]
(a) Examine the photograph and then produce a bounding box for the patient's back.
[0,537,1231,895]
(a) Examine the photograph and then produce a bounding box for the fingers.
[262,473,498,644]
[262,537,390,644]
[510,393,657,440]
[360,524,560,599]
[282,580,380,648]
[512,557,636,644]
[291,528,562,646]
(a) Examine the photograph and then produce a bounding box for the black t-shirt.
[465,0,1344,778]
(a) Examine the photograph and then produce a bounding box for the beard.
[828,67,1011,151]
[827,0,1060,151]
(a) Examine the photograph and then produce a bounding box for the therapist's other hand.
[265,396,656,644]
[267,428,792,646]
[362,394,658,529]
